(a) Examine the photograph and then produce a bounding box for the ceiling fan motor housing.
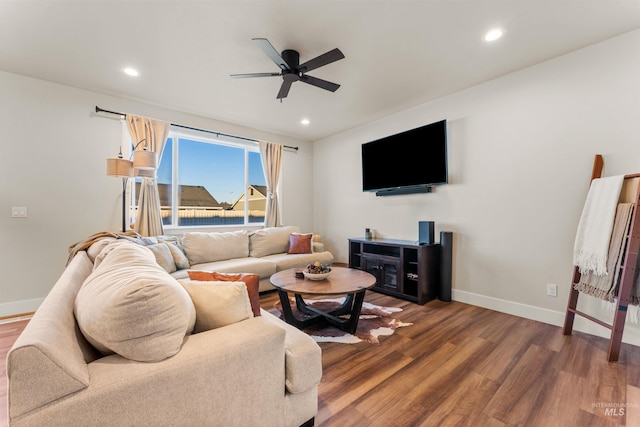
[281,49,300,68]
[281,50,301,82]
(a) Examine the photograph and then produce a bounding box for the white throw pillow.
[249,226,300,257]
[75,241,196,362]
[181,230,249,265]
[179,280,253,333]
[147,243,177,273]
[166,242,190,270]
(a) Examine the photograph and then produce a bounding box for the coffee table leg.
[342,291,366,334]
[277,290,307,329]
[277,290,324,330]
[291,291,367,335]
[295,293,355,317]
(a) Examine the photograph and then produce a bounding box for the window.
[136,129,267,227]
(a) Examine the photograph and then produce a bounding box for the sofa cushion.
[173,257,277,281]
[249,226,299,257]
[75,241,196,362]
[288,233,313,254]
[188,271,261,317]
[181,230,249,265]
[166,242,190,269]
[179,280,253,332]
[147,243,177,273]
[147,242,190,273]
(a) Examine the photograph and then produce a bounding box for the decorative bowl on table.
[303,262,332,281]
[303,271,331,280]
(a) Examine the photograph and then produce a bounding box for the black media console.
[348,236,450,305]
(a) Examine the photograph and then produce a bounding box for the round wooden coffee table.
[270,266,376,334]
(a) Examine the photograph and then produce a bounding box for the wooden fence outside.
[160,208,265,226]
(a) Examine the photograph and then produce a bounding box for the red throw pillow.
[288,233,313,254]
[187,271,261,317]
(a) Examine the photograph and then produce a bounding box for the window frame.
[157,127,266,230]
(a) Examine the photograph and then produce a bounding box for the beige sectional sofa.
[171,225,334,292]
[6,226,330,426]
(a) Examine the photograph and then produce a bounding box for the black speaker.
[439,231,453,302]
[418,221,434,245]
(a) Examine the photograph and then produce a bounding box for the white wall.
[3,30,639,348]
[313,30,640,344]
[0,71,312,315]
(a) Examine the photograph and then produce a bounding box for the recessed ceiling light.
[301,118,310,126]
[484,28,503,42]
[123,67,139,77]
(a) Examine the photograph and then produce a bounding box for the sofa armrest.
[7,252,96,420]
[260,310,323,394]
[10,317,288,427]
[312,242,325,252]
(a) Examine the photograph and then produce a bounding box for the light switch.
[11,207,28,218]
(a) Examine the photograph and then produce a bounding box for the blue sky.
[156,138,266,204]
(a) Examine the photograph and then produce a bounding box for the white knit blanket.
[573,175,625,276]
[574,203,633,299]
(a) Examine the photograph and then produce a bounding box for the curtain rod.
[95,106,298,151]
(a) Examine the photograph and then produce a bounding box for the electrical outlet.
[546,283,557,297]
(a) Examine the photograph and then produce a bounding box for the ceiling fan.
[231,38,345,100]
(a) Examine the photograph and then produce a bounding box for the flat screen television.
[361,119,447,196]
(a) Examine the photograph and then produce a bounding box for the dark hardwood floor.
[260,291,640,427]
[2,293,639,426]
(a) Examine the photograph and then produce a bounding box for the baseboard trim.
[452,289,640,347]
[0,298,43,318]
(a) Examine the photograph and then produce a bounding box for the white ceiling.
[1,1,639,141]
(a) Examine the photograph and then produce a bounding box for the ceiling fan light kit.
[231,38,345,100]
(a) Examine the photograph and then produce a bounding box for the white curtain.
[259,141,283,228]
[126,114,170,237]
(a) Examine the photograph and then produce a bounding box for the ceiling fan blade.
[276,80,293,99]
[252,38,290,71]
[230,72,281,78]
[299,75,340,92]
[298,48,345,73]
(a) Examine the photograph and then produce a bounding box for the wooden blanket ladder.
[563,154,640,362]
